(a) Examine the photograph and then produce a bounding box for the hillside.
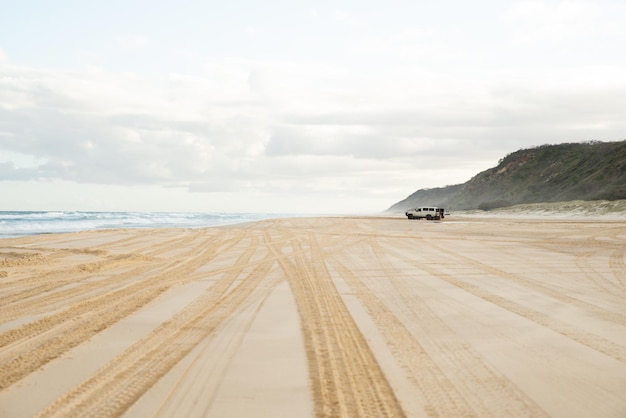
[388,140,626,212]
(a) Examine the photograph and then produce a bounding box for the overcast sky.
[1,0,625,214]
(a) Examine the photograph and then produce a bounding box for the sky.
[1,0,625,214]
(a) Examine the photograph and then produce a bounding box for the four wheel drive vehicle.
[405,207,445,220]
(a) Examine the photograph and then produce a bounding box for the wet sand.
[1,216,625,417]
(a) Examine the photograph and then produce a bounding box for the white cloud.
[1,54,624,201]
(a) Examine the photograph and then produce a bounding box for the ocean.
[0,211,292,238]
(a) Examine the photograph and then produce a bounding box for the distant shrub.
[595,188,626,201]
[478,199,512,211]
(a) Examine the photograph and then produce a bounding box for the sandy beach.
[1,216,625,417]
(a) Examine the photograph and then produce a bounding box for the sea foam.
[0,211,289,238]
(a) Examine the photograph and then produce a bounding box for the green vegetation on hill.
[388,140,626,212]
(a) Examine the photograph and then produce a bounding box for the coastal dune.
[1,216,625,417]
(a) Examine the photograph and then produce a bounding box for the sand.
[0,216,625,417]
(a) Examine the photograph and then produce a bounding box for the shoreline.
[4,198,626,239]
[1,216,625,417]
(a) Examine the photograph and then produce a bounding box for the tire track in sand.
[608,248,626,290]
[0,230,230,348]
[268,228,405,418]
[418,235,626,327]
[0,229,247,391]
[0,253,158,324]
[336,237,548,417]
[0,230,210,324]
[378,239,626,364]
[36,232,282,417]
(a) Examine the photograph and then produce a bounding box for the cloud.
[0,161,38,180]
[1,37,625,209]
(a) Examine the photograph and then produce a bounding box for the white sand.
[1,216,625,417]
